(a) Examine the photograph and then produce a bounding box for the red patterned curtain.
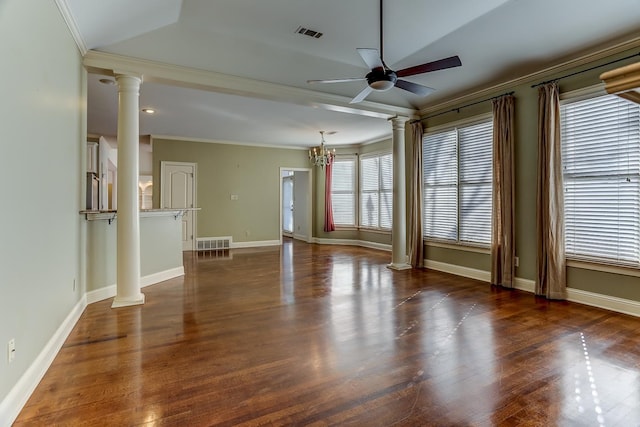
[324,162,335,232]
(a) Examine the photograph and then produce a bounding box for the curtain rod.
[531,51,640,88]
[413,91,515,122]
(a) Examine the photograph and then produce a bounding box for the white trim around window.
[560,87,640,270]
[422,115,493,248]
[330,155,357,228]
[359,151,393,231]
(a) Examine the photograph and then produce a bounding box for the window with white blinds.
[330,157,356,226]
[561,93,640,266]
[423,119,493,245]
[360,153,393,229]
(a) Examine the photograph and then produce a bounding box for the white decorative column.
[388,116,411,270]
[112,73,145,308]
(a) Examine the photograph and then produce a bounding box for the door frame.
[279,167,312,244]
[281,175,295,237]
[161,161,198,251]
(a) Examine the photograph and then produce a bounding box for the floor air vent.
[197,236,232,251]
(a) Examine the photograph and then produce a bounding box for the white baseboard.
[424,259,640,317]
[313,238,392,252]
[292,233,309,242]
[1,265,187,425]
[0,296,87,427]
[86,266,185,304]
[424,259,491,282]
[140,266,184,288]
[86,284,117,305]
[567,288,640,317]
[231,239,281,249]
[514,277,536,293]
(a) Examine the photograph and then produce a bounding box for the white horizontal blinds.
[360,156,380,228]
[561,94,640,265]
[459,121,493,244]
[423,119,493,245]
[423,129,458,240]
[360,153,393,229]
[331,158,356,226]
[379,153,393,229]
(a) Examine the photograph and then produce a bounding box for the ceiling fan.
[307,0,462,104]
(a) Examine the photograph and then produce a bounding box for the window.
[423,119,493,245]
[360,153,393,229]
[330,157,356,226]
[561,93,640,266]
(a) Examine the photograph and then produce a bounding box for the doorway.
[161,161,197,251]
[282,173,294,236]
[279,168,312,244]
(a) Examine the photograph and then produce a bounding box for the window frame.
[330,155,358,229]
[359,150,393,231]
[422,113,493,249]
[560,84,640,274]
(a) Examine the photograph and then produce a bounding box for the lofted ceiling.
[66,0,640,148]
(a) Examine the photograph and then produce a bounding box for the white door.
[161,162,196,251]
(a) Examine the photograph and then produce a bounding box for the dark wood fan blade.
[395,79,435,97]
[396,55,462,77]
[357,48,384,71]
[350,86,374,104]
[307,78,366,84]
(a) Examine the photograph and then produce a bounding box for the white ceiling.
[68,0,640,148]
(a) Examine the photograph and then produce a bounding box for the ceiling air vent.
[295,26,323,39]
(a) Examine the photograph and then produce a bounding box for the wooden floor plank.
[14,239,640,426]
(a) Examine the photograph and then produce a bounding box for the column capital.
[388,115,409,131]
[113,70,143,82]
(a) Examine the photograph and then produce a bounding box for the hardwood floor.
[15,239,640,426]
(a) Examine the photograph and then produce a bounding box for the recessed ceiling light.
[98,78,115,85]
[141,108,155,114]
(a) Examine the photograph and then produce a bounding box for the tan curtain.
[491,95,516,288]
[536,83,567,299]
[408,121,424,268]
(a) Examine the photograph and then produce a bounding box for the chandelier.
[308,130,335,168]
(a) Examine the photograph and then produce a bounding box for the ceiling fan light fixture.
[369,79,395,91]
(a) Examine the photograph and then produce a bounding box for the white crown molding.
[83,50,418,121]
[151,134,310,151]
[54,0,88,55]
[419,36,640,117]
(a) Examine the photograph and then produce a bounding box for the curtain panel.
[324,162,336,232]
[491,95,516,287]
[536,83,567,299]
[408,121,424,267]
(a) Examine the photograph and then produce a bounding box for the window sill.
[567,258,640,278]
[425,239,490,254]
[358,227,392,235]
[333,226,358,231]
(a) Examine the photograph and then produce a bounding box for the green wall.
[0,0,85,410]
[314,139,393,246]
[152,139,309,243]
[422,47,640,302]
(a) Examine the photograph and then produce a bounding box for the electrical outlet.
[8,339,15,363]
[515,256,520,267]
